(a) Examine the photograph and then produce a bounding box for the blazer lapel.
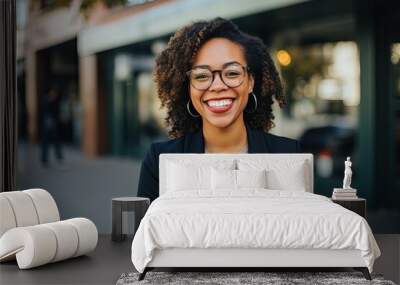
[184,129,204,153]
[183,122,270,153]
[245,123,269,153]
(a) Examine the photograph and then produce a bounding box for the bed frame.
[138,248,371,280]
[138,154,372,281]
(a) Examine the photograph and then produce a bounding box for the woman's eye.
[224,71,241,78]
[193,74,211,81]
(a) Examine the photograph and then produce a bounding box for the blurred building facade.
[17,0,400,229]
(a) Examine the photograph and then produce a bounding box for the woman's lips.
[203,98,235,114]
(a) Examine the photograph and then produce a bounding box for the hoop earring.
[187,100,200,118]
[244,92,258,113]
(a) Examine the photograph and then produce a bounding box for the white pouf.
[0,189,98,269]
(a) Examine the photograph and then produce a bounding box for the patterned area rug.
[116,271,396,285]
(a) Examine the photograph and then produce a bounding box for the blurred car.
[299,125,356,178]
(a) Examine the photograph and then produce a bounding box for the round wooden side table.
[112,197,150,242]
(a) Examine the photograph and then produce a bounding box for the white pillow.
[211,168,267,190]
[211,168,236,190]
[166,159,235,192]
[266,164,306,191]
[236,169,267,188]
[238,159,307,191]
[167,162,210,191]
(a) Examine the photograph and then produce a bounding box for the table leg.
[112,201,124,242]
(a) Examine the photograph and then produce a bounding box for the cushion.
[211,168,267,190]
[0,218,98,269]
[266,166,306,191]
[166,162,210,191]
[211,168,236,190]
[23,189,60,224]
[238,159,307,191]
[236,169,267,188]
[0,189,60,238]
[0,196,16,237]
[42,221,79,262]
[166,160,235,192]
[0,191,39,227]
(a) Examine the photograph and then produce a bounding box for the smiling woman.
[137,17,302,202]
[154,18,285,139]
[187,38,255,153]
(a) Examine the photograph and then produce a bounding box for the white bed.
[131,154,380,280]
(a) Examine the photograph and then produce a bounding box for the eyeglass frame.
[186,62,251,91]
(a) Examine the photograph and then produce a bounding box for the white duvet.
[131,190,381,273]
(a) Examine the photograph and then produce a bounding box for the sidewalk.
[17,143,142,234]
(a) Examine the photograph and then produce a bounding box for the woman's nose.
[208,72,229,91]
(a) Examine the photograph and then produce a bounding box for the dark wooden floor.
[1,234,399,285]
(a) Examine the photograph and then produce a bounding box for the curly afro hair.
[154,17,285,139]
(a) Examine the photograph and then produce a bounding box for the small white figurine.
[342,157,353,189]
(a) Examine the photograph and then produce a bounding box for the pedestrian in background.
[40,86,64,167]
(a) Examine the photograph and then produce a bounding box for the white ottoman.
[0,189,98,269]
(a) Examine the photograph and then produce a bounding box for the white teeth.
[207,99,233,107]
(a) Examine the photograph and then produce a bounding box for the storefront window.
[137,72,168,145]
[392,43,400,179]
[273,42,359,196]
[391,43,400,97]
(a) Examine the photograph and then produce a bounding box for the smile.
[203,98,235,113]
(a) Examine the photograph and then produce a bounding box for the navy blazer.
[137,123,302,202]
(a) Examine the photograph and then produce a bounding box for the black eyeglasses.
[186,63,249,91]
